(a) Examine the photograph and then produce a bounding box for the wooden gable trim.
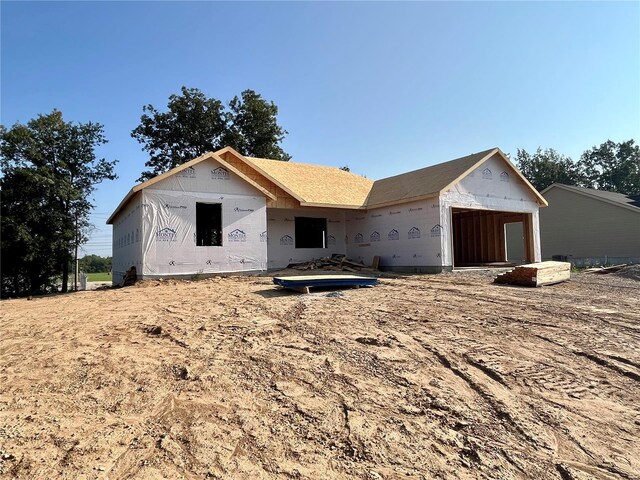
[216,147,306,203]
[216,148,301,209]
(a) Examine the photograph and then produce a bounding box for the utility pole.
[74,211,79,291]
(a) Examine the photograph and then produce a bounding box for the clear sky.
[2,1,639,256]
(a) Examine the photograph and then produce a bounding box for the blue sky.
[2,1,639,256]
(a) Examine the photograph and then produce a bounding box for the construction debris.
[585,264,627,274]
[286,255,377,272]
[494,261,571,287]
[121,266,138,287]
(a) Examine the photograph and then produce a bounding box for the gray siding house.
[539,184,640,265]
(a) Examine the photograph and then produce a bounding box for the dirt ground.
[1,270,639,480]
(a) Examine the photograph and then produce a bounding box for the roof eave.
[542,183,640,213]
[298,201,367,210]
[107,150,276,224]
[363,192,440,210]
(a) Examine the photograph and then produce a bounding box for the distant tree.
[339,166,350,172]
[0,110,117,296]
[79,254,112,273]
[132,87,290,181]
[580,140,640,194]
[515,148,587,192]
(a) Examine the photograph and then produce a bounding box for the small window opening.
[295,217,327,248]
[196,203,222,246]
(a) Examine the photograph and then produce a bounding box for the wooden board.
[494,261,571,287]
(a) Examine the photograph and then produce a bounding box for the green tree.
[132,87,290,181]
[131,87,226,182]
[515,148,587,192]
[222,90,291,162]
[0,110,117,296]
[79,254,112,273]
[580,140,640,194]
[1,167,71,296]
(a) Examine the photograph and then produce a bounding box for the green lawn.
[87,272,112,282]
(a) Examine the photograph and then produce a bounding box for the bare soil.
[1,271,639,479]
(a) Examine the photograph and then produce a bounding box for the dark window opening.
[196,203,222,246]
[295,217,327,248]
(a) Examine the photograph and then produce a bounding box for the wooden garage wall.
[452,209,533,265]
[220,151,300,209]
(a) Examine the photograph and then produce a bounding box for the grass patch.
[87,272,112,282]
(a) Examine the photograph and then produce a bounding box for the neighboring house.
[538,184,640,266]
[107,147,547,282]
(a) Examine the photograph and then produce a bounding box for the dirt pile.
[1,271,638,479]
[613,264,640,281]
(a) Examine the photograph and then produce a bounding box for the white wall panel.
[345,199,442,269]
[140,189,267,276]
[266,208,346,269]
[134,156,268,276]
[112,195,143,283]
[146,157,260,196]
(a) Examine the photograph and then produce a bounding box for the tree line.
[515,140,639,194]
[79,255,112,274]
[1,85,638,297]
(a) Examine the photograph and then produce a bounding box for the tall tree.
[580,140,640,194]
[131,87,226,181]
[515,148,587,192]
[131,87,290,181]
[0,110,117,296]
[222,90,291,161]
[1,167,71,296]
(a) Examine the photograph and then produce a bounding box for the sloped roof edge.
[106,151,276,224]
[541,183,640,213]
[214,147,306,203]
[438,148,548,207]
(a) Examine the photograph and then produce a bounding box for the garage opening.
[451,208,533,268]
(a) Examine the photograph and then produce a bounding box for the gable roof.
[242,156,374,208]
[106,152,276,224]
[365,148,494,208]
[365,148,547,208]
[108,146,547,224]
[542,183,640,213]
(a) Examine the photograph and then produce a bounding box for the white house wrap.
[108,147,547,282]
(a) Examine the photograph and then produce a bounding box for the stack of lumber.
[494,261,570,287]
[287,255,379,273]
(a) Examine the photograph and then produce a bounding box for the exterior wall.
[345,198,443,272]
[112,195,143,284]
[266,207,347,269]
[140,157,267,276]
[540,187,640,263]
[439,153,542,267]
